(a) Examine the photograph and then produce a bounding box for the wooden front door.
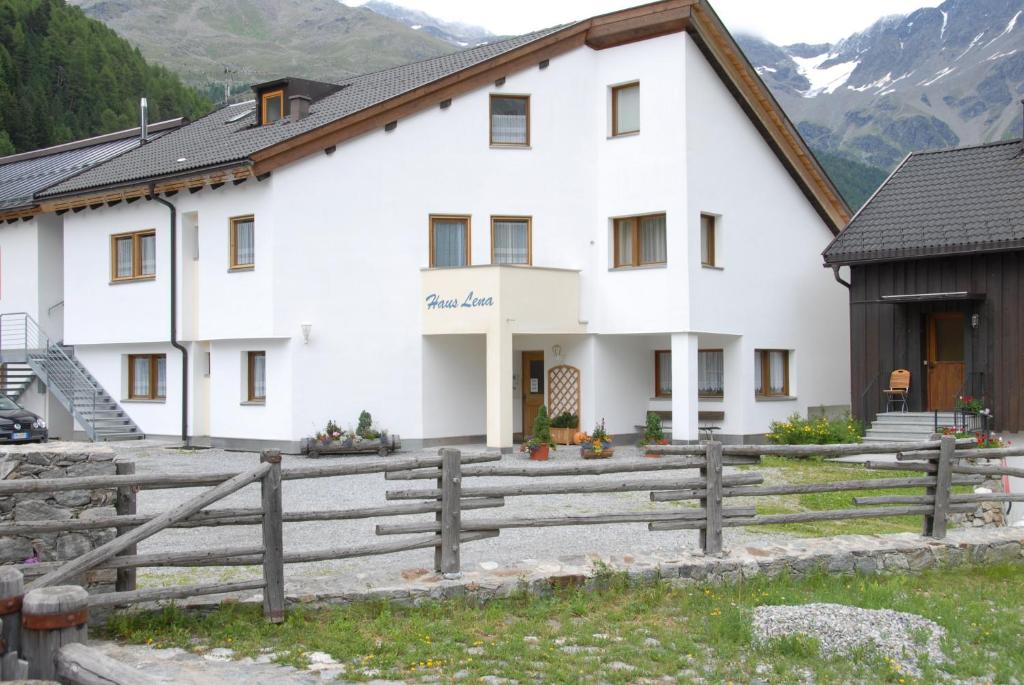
[926,312,965,411]
[522,351,544,435]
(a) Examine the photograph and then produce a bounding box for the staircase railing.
[0,312,103,441]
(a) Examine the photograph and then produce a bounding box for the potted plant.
[306,411,400,457]
[521,405,555,461]
[580,418,613,459]
[550,411,579,445]
[640,412,669,457]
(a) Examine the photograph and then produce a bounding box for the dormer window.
[262,90,284,125]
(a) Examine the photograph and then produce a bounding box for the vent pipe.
[140,97,149,141]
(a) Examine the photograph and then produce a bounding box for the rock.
[607,661,636,671]
[67,462,116,477]
[14,500,71,522]
[401,568,429,580]
[523,635,539,644]
[57,533,94,559]
[480,561,499,570]
[80,506,118,520]
[480,676,515,685]
[0,537,33,563]
[53,490,92,507]
[202,647,235,662]
[644,637,661,648]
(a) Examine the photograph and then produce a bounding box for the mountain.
[361,0,500,48]
[0,0,210,155]
[737,0,1024,174]
[67,0,456,102]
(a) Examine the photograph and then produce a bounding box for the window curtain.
[156,356,166,398]
[639,215,666,264]
[616,219,634,265]
[769,350,787,394]
[615,85,639,133]
[698,350,724,395]
[493,220,528,264]
[252,353,266,398]
[432,220,467,267]
[116,238,133,277]
[754,351,763,395]
[139,234,156,275]
[657,351,672,395]
[132,357,150,397]
[235,219,255,265]
[491,97,527,144]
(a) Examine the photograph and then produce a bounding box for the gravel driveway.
[108,441,790,590]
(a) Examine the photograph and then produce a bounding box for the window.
[701,214,717,267]
[611,82,639,136]
[699,349,724,398]
[490,95,529,146]
[654,350,671,397]
[261,90,284,125]
[755,349,790,398]
[128,354,166,400]
[430,215,470,268]
[491,217,531,265]
[230,215,255,269]
[247,351,266,402]
[111,230,156,282]
[613,213,666,268]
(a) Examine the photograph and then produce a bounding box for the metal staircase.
[0,362,36,401]
[0,313,144,441]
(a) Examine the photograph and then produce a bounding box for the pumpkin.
[574,431,590,444]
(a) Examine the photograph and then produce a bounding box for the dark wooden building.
[824,140,1024,433]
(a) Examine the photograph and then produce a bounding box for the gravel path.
[107,440,791,590]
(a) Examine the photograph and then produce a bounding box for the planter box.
[550,428,577,445]
[580,442,614,459]
[305,434,401,458]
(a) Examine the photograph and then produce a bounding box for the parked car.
[0,395,47,443]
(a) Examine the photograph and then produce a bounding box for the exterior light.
[300,322,312,344]
[552,344,562,360]
[971,313,980,329]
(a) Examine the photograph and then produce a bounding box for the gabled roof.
[0,119,185,216]
[823,140,1024,266]
[29,0,849,232]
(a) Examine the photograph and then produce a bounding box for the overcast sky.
[345,0,942,45]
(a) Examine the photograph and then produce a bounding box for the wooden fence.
[0,434,1020,643]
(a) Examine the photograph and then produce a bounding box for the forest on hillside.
[0,0,210,155]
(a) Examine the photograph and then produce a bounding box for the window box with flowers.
[305,411,401,457]
[579,418,614,459]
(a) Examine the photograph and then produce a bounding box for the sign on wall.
[425,291,495,311]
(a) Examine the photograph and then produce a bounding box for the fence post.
[0,567,24,676]
[21,585,88,680]
[114,460,138,593]
[701,441,724,556]
[433,450,444,572]
[924,435,955,538]
[260,450,285,623]
[439,448,462,578]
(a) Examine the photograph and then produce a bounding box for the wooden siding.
[849,251,1024,433]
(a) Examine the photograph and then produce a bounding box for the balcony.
[421,265,585,336]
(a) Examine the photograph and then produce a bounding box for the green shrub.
[767,413,863,446]
[551,412,578,429]
[528,405,554,448]
[356,410,380,440]
[641,412,665,445]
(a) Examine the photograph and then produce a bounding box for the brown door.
[522,351,544,435]
[926,312,965,411]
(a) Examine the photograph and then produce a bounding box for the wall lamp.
[301,322,312,344]
[971,314,980,329]
[552,344,562,361]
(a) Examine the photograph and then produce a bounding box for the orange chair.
[882,369,911,413]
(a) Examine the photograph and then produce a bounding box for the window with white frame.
[698,349,724,398]
[755,349,790,397]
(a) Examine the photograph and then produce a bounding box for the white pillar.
[486,326,514,452]
[670,332,699,443]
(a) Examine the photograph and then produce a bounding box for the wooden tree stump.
[21,585,88,680]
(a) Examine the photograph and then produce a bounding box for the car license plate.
[11,432,28,440]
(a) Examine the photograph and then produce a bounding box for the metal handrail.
[0,312,102,440]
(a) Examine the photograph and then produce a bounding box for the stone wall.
[949,457,1008,529]
[0,442,118,589]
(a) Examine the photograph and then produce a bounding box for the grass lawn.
[737,456,973,537]
[102,563,1024,684]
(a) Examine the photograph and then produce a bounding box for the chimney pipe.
[289,95,311,123]
[140,97,149,142]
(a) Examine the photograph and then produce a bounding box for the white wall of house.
[5,29,851,448]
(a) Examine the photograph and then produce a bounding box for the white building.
[0,0,852,452]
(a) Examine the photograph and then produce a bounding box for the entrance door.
[926,312,965,411]
[522,351,544,435]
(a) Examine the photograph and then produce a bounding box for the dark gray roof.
[0,121,183,212]
[824,140,1024,265]
[42,27,567,198]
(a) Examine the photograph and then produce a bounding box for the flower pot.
[580,441,613,459]
[550,427,577,445]
[529,444,550,461]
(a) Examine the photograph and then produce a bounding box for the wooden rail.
[3,434,1019,626]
